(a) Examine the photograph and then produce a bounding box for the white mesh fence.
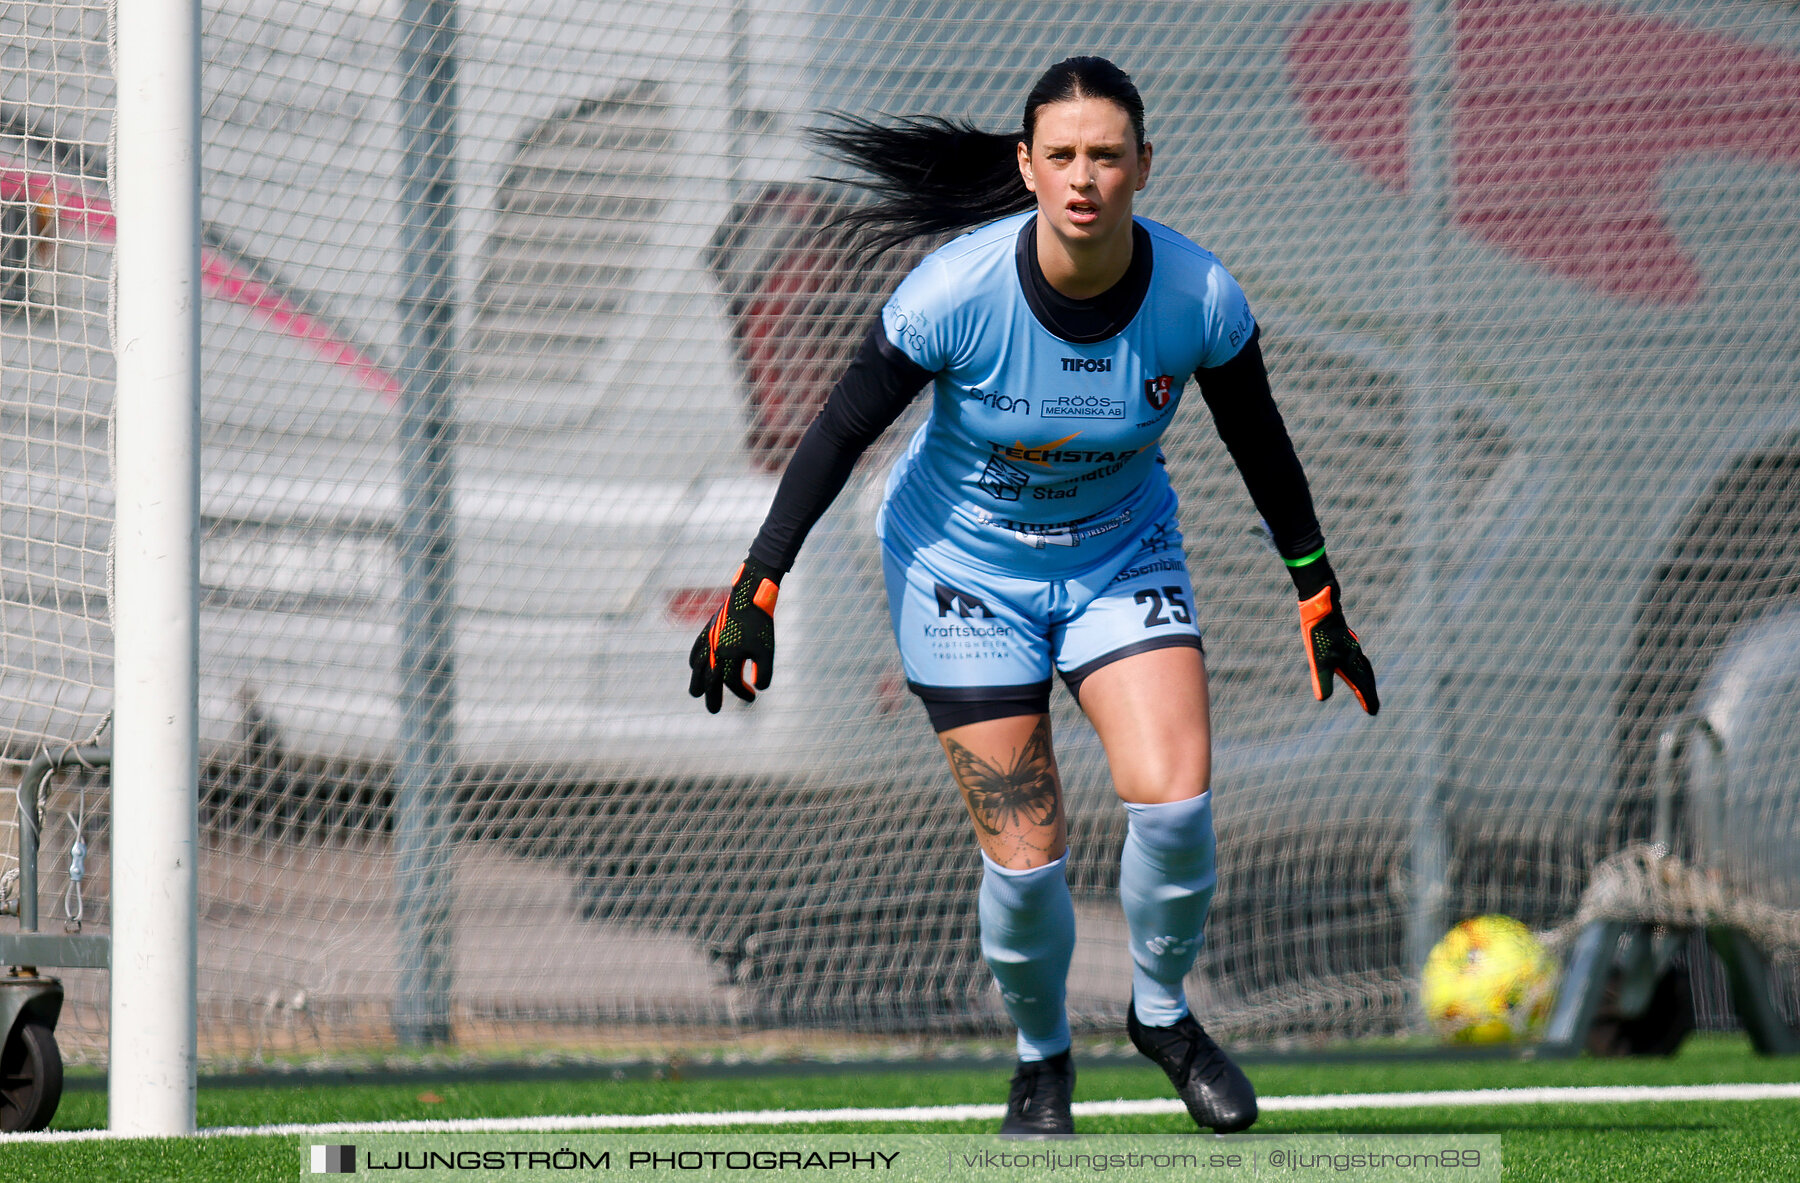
[2,0,1799,1064]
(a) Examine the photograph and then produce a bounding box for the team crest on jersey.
[1143,375,1175,411]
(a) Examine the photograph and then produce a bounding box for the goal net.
[4,0,1799,1065]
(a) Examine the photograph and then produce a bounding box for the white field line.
[7,1081,1800,1144]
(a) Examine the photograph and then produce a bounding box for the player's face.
[1017,98,1152,249]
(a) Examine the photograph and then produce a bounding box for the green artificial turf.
[1,1035,1795,1182]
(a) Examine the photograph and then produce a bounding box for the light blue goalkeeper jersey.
[877,210,1255,576]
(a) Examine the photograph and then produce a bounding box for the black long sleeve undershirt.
[1194,326,1324,563]
[747,320,1324,573]
[747,324,931,571]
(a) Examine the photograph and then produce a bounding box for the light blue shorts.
[879,492,1204,728]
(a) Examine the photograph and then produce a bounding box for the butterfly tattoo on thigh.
[943,718,1061,836]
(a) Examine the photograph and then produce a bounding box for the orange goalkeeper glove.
[688,557,782,713]
[1289,552,1379,715]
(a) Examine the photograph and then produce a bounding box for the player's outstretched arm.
[686,322,931,712]
[1194,328,1377,715]
[1287,550,1379,715]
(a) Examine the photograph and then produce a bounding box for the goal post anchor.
[1541,918,1799,1057]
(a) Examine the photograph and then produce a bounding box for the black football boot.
[1127,1000,1257,1133]
[998,1049,1075,1136]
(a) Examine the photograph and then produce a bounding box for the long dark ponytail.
[812,56,1147,258]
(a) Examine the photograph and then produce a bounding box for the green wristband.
[1283,545,1328,569]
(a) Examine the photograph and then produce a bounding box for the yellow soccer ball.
[1422,915,1557,1044]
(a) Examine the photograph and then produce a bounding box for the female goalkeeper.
[688,56,1378,1136]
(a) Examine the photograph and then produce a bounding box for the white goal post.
[108,0,201,1137]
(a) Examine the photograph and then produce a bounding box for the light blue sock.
[978,851,1075,1061]
[1119,792,1216,1028]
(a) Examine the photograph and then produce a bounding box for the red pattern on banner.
[1289,0,1800,304]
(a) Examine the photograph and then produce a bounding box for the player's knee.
[983,838,1068,870]
[1112,747,1209,805]
[1124,791,1215,859]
